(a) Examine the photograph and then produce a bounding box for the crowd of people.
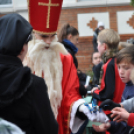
[0,0,134,134]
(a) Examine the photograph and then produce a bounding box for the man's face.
[92,52,101,65]
[35,33,56,47]
[118,62,134,83]
[99,26,104,31]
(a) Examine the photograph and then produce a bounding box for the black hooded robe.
[0,14,58,134]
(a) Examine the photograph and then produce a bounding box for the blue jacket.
[122,81,134,101]
[108,81,134,134]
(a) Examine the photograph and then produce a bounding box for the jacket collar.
[126,81,133,86]
[63,39,78,54]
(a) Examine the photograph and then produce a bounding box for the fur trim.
[70,99,85,133]
[51,41,68,55]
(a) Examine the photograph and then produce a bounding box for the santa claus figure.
[26,0,109,134]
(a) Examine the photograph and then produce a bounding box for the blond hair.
[118,42,133,51]
[98,29,120,49]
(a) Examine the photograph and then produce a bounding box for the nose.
[45,38,51,45]
[119,68,124,75]
[98,59,100,63]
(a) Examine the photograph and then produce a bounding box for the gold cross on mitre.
[38,0,59,28]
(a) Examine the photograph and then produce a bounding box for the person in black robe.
[0,13,58,134]
[92,22,105,52]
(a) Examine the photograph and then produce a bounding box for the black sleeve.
[92,35,98,52]
[68,49,78,69]
[93,60,115,101]
[79,82,87,96]
[76,105,88,120]
[93,62,103,85]
[31,77,58,134]
[108,121,133,134]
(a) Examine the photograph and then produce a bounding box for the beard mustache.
[28,36,68,56]
[27,36,68,119]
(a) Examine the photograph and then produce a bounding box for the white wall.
[18,11,28,21]
[63,0,76,4]
[62,0,130,8]
[78,12,109,36]
[0,0,131,13]
[117,11,134,34]
[13,0,27,8]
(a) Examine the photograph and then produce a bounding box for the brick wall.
[0,14,5,17]
[0,6,134,73]
[57,5,134,73]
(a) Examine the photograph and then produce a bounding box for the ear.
[67,34,72,40]
[20,45,25,55]
[34,33,38,39]
[34,33,40,39]
[103,43,108,50]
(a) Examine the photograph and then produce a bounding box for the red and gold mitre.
[28,0,63,34]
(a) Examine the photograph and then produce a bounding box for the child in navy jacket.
[92,46,134,134]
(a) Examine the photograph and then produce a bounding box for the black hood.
[0,14,33,107]
[0,55,32,108]
[0,13,32,56]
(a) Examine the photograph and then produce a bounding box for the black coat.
[92,28,100,52]
[0,54,58,134]
[92,62,103,85]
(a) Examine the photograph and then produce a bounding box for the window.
[0,0,12,7]
[78,0,98,1]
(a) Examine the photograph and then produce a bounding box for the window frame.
[0,0,13,8]
[77,0,98,1]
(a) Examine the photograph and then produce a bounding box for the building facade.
[0,0,134,72]
[58,0,134,72]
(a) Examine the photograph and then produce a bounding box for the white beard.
[27,37,68,118]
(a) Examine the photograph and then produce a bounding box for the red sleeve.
[57,54,81,134]
[127,113,134,127]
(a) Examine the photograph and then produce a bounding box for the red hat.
[28,0,63,34]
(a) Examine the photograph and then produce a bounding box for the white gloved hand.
[79,104,109,123]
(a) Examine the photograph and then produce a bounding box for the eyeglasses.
[25,34,33,44]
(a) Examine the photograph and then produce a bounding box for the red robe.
[56,54,81,134]
[35,53,81,134]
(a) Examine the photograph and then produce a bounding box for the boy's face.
[97,41,106,56]
[118,62,134,83]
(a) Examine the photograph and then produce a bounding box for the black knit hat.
[0,13,33,56]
